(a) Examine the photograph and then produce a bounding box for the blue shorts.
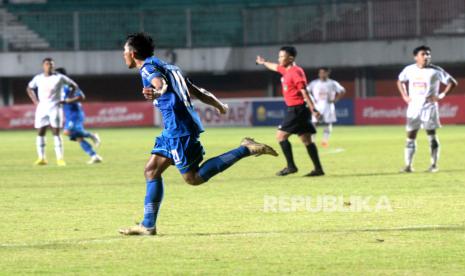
[151,134,205,174]
[64,118,87,141]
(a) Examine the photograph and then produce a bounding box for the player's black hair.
[280,46,297,58]
[318,67,331,72]
[55,67,67,75]
[126,32,155,60]
[42,57,54,63]
[413,45,431,56]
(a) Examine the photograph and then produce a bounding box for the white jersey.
[28,73,77,108]
[306,78,345,123]
[399,63,455,129]
[307,78,345,103]
[398,64,454,109]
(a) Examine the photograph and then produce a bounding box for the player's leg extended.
[79,114,101,147]
[276,130,298,176]
[184,137,278,185]
[67,122,102,163]
[76,124,101,148]
[75,137,95,156]
[119,154,171,235]
[51,127,65,166]
[75,137,102,163]
[403,130,418,172]
[426,129,439,172]
[88,132,101,148]
[300,132,325,176]
[35,127,48,165]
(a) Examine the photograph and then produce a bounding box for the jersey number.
[171,149,181,165]
[170,70,192,108]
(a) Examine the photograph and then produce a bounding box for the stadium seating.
[2,0,465,50]
[2,0,326,50]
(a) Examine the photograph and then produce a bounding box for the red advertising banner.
[355,96,465,125]
[0,102,154,129]
[0,104,36,129]
[82,102,154,127]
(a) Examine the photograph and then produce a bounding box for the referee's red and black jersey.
[277,65,307,107]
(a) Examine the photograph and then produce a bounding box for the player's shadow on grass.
[168,224,465,237]
[3,225,464,249]
[328,172,402,178]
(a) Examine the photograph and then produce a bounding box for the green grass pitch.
[1,126,464,275]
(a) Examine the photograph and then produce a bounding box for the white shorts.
[313,102,336,124]
[406,103,440,131]
[34,104,63,129]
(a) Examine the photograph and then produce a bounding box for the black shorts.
[278,104,316,135]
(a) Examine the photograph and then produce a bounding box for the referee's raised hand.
[256,56,266,65]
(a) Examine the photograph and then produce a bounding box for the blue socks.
[198,146,250,181]
[141,178,164,229]
[79,140,96,157]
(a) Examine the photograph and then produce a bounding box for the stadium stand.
[2,0,464,51]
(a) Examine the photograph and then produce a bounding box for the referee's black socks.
[306,143,324,172]
[279,140,297,170]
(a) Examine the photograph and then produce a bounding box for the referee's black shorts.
[278,104,316,135]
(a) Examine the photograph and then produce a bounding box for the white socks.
[323,124,333,142]
[428,134,440,167]
[404,135,440,168]
[36,135,64,160]
[53,135,64,160]
[36,136,46,159]
[404,138,416,167]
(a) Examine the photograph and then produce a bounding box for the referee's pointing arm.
[256,56,278,71]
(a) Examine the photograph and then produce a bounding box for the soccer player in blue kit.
[55,68,102,164]
[119,33,278,235]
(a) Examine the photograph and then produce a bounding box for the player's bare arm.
[396,80,411,104]
[430,78,458,102]
[256,56,278,71]
[26,87,39,105]
[187,80,228,115]
[143,77,168,100]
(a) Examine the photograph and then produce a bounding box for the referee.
[256,46,324,177]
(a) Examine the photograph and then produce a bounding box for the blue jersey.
[63,86,84,122]
[140,56,204,138]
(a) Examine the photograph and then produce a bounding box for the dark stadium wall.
[11,75,143,104]
[9,68,359,105]
[10,72,271,104]
[16,65,465,105]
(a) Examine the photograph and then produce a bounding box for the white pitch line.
[320,147,345,155]
[360,224,464,231]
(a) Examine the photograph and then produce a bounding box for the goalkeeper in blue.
[55,68,102,164]
[119,33,278,236]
